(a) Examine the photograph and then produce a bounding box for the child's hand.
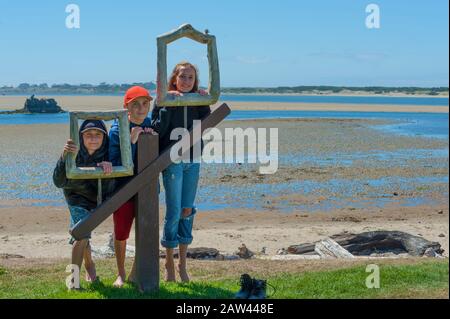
[130,127,144,144]
[167,90,184,97]
[198,89,208,96]
[63,139,78,156]
[97,161,113,175]
[143,127,157,135]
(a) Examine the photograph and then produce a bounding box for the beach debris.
[159,247,221,260]
[276,248,289,255]
[252,247,268,257]
[215,254,240,261]
[259,254,321,260]
[423,247,445,258]
[0,253,25,259]
[91,244,135,259]
[236,244,254,259]
[370,252,410,258]
[438,233,445,237]
[287,231,444,258]
[314,238,354,259]
[91,233,135,258]
[92,242,232,261]
[331,216,364,223]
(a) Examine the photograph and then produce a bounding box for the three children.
[56,61,210,287]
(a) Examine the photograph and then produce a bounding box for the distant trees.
[0,83,447,96]
[0,82,157,95]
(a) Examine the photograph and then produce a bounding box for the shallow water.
[1,110,448,140]
[219,94,449,106]
[0,108,448,211]
[3,93,448,105]
[196,175,448,212]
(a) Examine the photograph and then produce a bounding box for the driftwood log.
[315,238,355,259]
[288,231,444,257]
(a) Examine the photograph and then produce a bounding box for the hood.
[77,120,109,166]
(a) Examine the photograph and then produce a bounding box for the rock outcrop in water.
[3,95,65,114]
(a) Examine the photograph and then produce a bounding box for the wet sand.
[0,95,448,113]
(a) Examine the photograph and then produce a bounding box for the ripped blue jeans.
[161,162,200,248]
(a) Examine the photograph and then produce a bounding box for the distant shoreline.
[1,92,448,98]
[221,92,449,98]
[0,95,448,113]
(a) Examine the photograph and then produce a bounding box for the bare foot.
[178,264,190,283]
[113,275,126,288]
[165,264,176,282]
[85,263,97,283]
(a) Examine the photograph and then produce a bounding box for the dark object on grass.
[235,274,268,299]
[248,278,267,299]
[287,231,444,257]
[235,274,253,299]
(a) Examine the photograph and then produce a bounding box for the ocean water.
[1,110,447,140]
[220,94,449,106]
[3,93,448,105]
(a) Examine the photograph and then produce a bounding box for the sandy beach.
[0,201,448,259]
[0,95,448,113]
[0,114,448,259]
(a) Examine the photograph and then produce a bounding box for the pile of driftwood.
[286,231,444,258]
[91,231,444,260]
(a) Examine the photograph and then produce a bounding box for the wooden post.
[135,134,159,292]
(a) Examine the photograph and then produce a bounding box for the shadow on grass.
[86,279,235,299]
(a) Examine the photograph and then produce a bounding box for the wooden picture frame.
[156,24,220,107]
[66,110,134,179]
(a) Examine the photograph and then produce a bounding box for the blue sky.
[0,0,448,87]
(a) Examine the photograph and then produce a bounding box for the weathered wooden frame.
[156,24,220,107]
[66,111,134,179]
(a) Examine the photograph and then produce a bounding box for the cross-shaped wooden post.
[71,103,231,293]
[135,133,159,291]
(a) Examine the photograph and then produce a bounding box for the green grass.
[0,259,448,299]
